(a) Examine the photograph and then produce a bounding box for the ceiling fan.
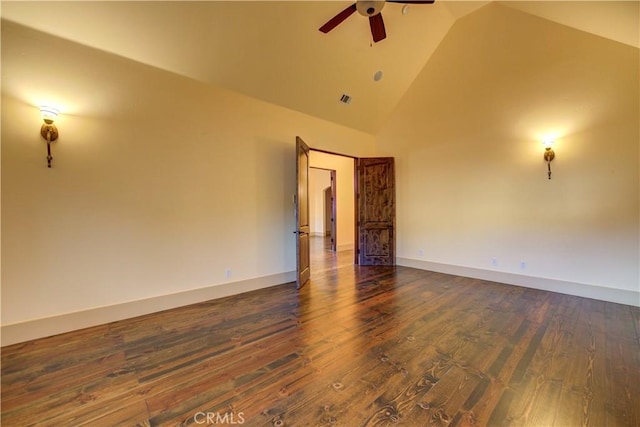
[319,0,435,43]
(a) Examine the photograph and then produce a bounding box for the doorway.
[295,137,396,288]
[309,167,336,251]
[308,151,355,278]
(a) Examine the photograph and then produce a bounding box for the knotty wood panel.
[2,260,638,426]
[358,157,395,266]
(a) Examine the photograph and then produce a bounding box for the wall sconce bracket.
[40,123,59,142]
[40,122,59,168]
[543,148,555,162]
[39,106,60,167]
[543,147,555,179]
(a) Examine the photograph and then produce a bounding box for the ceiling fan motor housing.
[356,0,385,16]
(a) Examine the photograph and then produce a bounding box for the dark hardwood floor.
[2,239,639,426]
[310,235,354,278]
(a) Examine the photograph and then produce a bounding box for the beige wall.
[309,168,331,235]
[0,22,376,339]
[377,4,639,303]
[3,1,639,346]
[309,151,355,251]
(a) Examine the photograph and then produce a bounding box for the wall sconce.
[40,106,59,168]
[543,139,555,179]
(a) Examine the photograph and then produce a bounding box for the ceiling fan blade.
[369,13,387,43]
[385,1,435,4]
[319,3,357,33]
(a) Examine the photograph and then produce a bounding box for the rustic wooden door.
[295,136,311,288]
[356,157,395,265]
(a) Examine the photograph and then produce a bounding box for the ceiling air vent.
[339,94,352,105]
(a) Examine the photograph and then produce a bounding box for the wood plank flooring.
[2,239,639,426]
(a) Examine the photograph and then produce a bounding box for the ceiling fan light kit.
[319,0,435,43]
[356,1,385,17]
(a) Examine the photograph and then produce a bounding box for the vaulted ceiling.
[2,1,638,134]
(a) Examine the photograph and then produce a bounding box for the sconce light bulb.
[40,106,59,124]
[542,139,554,149]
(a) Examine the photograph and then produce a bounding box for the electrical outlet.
[491,258,498,267]
[418,249,424,257]
[520,261,527,270]
[225,268,232,279]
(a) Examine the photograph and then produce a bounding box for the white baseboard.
[397,258,639,307]
[1,271,296,347]
[337,243,354,251]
